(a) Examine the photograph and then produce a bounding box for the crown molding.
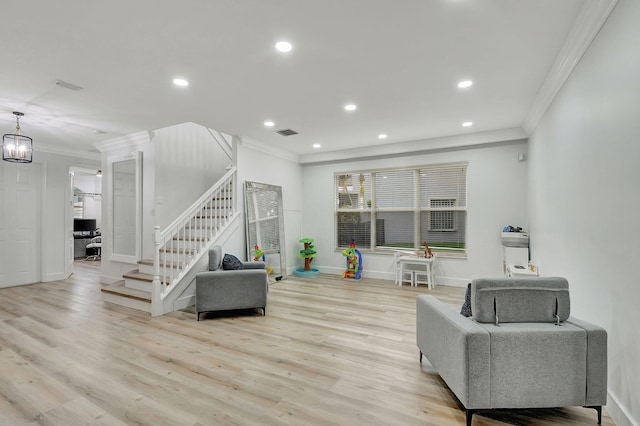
[299,127,527,165]
[523,0,619,135]
[93,130,151,153]
[36,142,101,161]
[240,136,300,163]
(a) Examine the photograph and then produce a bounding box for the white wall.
[153,122,232,229]
[527,0,639,424]
[99,123,233,283]
[301,140,529,285]
[0,152,100,284]
[234,139,303,273]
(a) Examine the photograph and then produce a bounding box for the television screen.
[74,218,97,232]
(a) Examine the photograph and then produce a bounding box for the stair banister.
[152,167,237,308]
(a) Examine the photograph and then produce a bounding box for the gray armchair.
[195,246,269,321]
[417,277,607,425]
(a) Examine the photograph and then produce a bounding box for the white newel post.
[151,225,163,316]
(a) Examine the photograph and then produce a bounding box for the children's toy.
[253,244,273,275]
[342,240,363,280]
[298,238,316,270]
[253,244,265,261]
[293,238,320,278]
[422,241,434,258]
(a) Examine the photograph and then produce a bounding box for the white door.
[0,162,41,288]
[66,168,74,277]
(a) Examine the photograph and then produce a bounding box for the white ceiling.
[0,1,613,163]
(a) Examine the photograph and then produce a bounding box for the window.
[334,163,467,255]
[429,199,456,231]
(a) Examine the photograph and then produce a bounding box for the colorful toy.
[253,244,272,275]
[293,238,320,278]
[253,244,265,261]
[298,238,316,270]
[342,240,363,280]
[422,241,434,258]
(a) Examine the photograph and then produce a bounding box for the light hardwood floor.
[0,261,614,426]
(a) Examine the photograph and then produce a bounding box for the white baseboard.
[607,390,637,426]
[435,277,471,288]
[292,265,470,288]
[173,294,195,312]
[41,272,69,282]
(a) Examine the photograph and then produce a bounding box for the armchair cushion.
[460,283,472,317]
[223,253,244,270]
[471,277,570,324]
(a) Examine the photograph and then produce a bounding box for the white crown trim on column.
[93,130,152,153]
[523,0,619,135]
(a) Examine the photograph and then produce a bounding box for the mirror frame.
[109,151,142,263]
[244,181,287,280]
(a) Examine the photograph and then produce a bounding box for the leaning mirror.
[111,153,141,262]
[244,181,287,279]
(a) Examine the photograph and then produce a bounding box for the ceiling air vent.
[275,129,298,136]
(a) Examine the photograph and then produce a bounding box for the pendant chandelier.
[3,111,33,163]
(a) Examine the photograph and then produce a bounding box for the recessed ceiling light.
[264,121,275,127]
[173,78,189,87]
[458,80,473,88]
[378,134,388,139]
[275,41,292,52]
[344,104,357,111]
[313,143,321,149]
[462,121,473,127]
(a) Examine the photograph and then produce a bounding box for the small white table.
[397,255,436,289]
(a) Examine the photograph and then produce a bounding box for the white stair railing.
[152,167,237,300]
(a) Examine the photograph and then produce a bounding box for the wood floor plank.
[0,262,616,425]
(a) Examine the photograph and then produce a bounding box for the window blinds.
[334,163,467,253]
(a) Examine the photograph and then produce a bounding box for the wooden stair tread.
[160,247,197,254]
[172,236,207,242]
[122,270,154,282]
[101,281,151,303]
[138,259,183,269]
[194,215,228,219]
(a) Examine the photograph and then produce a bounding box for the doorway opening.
[69,167,102,272]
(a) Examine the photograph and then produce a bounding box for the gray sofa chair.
[195,246,269,321]
[416,277,607,425]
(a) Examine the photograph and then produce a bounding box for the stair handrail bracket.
[153,167,237,302]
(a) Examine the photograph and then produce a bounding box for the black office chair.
[86,236,101,260]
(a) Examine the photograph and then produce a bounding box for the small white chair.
[413,253,437,289]
[86,236,101,261]
[394,249,416,286]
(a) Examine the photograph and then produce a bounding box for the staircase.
[101,167,238,315]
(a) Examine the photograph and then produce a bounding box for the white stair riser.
[188,216,231,229]
[138,263,182,276]
[159,253,193,264]
[177,228,217,239]
[125,277,152,292]
[166,239,209,251]
[102,293,151,313]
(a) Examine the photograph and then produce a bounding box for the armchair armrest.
[566,317,608,406]
[417,295,491,409]
[242,261,266,270]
